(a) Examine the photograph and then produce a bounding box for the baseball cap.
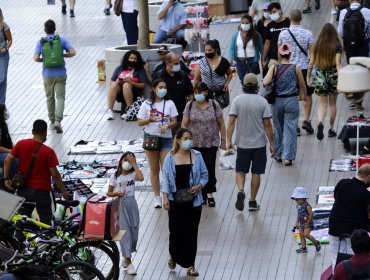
[262,2,270,10]
[157,45,169,53]
[278,43,292,55]
[243,73,258,86]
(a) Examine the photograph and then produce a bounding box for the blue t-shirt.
[34,34,74,78]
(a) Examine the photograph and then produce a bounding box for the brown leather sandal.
[187,266,199,276]
[168,258,176,270]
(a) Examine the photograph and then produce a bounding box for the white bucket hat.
[291,187,309,199]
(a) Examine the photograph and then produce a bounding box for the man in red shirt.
[3,119,69,225]
[333,229,370,279]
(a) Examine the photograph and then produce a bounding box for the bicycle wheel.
[70,241,119,280]
[54,260,105,280]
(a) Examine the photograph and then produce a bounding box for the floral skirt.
[312,66,338,96]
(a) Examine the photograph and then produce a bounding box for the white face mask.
[270,12,280,22]
[122,162,132,171]
[240,23,251,31]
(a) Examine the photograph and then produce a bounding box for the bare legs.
[107,81,134,110]
[317,94,337,130]
[304,95,312,122]
[236,172,260,202]
[145,149,169,197]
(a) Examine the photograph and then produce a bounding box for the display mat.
[68,139,144,155]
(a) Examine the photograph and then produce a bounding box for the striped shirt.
[199,57,230,91]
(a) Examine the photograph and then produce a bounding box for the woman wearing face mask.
[137,78,178,208]
[193,39,233,108]
[181,82,226,207]
[227,15,263,84]
[161,128,208,277]
[107,152,144,275]
[107,50,147,120]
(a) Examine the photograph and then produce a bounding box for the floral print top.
[183,100,223,148]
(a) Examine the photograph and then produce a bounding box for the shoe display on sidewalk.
[235,191,245,211]
[302,120,314,134]
[302,7,312,14]
[248,200,260,211]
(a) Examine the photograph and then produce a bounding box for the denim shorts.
[160,137,173,151]
[236,147,267,174]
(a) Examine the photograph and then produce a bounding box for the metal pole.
[356,122,360,175]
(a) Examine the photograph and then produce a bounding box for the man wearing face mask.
[250,0,281,22]
[261,2,290,71]
[227,74,274,211]
[153,0,187,44]
[3,119,69,225]
[328,164,370,269]
[157,52,193,134]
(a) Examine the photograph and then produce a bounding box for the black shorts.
[116,87,142,103]
[236,147,267,174]
[301,69,314,96]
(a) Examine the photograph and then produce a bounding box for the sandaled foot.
[207,197,216,207]
[168,258,176,270]
[187,266,199,276]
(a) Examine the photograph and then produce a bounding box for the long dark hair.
[120,50,145,71]
[115,151,135,177]
[148,78,170,105]
[205,39,221,56]
[241,15,258,49]
[0,105,12,149]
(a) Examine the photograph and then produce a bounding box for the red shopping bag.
[82,194,120,240]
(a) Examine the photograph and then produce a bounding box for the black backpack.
[343,6,365,47]
[343,260,370,279]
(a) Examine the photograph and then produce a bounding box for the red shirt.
[332,253,370,280]
[10,139,59,191]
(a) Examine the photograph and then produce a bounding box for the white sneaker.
[126,264,137,275]
[50,122,56,130]
[54,121,63,133]
[331,8,337,15]
[121,259,130,269]
[107,109,115,120]
[154,196,162,208]
[120,113,127,120]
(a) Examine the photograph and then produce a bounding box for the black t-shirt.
[256,20,268,44]
[328,177,370,237]
[264,17,290,60]
[157,70,193,120]
[152,60,191,80]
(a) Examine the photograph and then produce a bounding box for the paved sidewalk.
[1,0,364,279]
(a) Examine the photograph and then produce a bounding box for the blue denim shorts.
[160,137,173,151]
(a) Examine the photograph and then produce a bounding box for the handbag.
[113,0,123,16]
[12,142,43,189]
[142,101,165,151]
[173,151,196,205]
[205,59,230,109]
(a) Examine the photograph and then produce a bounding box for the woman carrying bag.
[161,128,208,277]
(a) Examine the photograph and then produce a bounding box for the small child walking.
[291,187,321,253]
[107,152,144,275]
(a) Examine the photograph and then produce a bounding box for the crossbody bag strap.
[26,142,43,178]
[161,100,166,125]
[287,29,307,57]
[275,64,292,82]
[205,58,214,90]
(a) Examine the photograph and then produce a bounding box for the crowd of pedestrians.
[1,0,370,278]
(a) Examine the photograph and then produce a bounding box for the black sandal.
[207,197,216,207]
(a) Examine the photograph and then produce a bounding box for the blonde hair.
[311,23,341,70]
[171,128,192,154]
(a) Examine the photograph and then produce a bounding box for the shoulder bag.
[205,58,230,109]
[12,142,43,189]
[263,64,292,104]
[142,101,165,151]
[113,0,123,16]
[173,151,196,205]
[287,29,308,57]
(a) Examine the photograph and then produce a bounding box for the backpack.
[343,6,365,47]
[41,35,65,68]
[343,260,370,279]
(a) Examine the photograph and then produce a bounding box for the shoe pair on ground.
[302,0,320,13]
[168,258,199,276]
[106,109,137,121]
[61,5,75,17]
[50,121,63,133]
[121,259,136,275]
[235,191,260,211]
[296,240,321,253]
[316,123,336,141]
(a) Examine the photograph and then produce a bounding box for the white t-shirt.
[108,172,136,197]
[137,99,178,138]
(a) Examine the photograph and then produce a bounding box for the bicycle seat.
[56,200,80,208]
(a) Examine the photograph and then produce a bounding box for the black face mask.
[205,52,216,58]
[128,61,137,68]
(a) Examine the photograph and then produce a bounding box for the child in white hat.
[291,186,321,253]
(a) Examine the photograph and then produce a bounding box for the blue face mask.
[263,12,270,19]
[181,139,193,150]
[270,13,280,22]
[156,88,167,98]
[240,23,251,31]
[194,93,206,103]
[172,64,181,72]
